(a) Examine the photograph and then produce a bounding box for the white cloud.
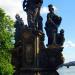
[40,6,58,14]
[40,7,49,14]
[64,41,75,48]
[0,0,27,24]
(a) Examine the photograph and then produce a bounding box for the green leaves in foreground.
[0,58,14,75]
[0,8,14,75]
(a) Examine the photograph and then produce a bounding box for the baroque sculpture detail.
[45,4,63,46]
[23,0,43,29]
[12,0,65,75]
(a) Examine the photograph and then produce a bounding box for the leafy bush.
[0,8,14,75]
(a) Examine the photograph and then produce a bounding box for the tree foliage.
[0,8,14,75]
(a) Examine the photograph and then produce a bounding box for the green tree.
[0,8,14,75]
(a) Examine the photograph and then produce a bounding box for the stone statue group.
[12,0,65,74]
[14,0,65,47]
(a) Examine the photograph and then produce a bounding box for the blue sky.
[0,0,75,63]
